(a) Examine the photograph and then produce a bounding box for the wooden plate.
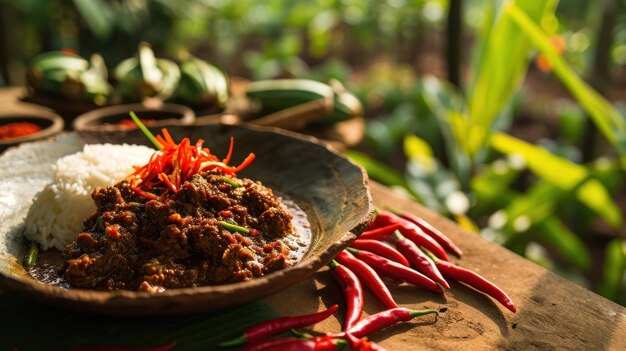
[0,124,373,315]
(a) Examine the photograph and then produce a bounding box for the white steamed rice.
[24,143,155,250]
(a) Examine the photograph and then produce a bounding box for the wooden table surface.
[2,88,626,350]
[263,182,626,351]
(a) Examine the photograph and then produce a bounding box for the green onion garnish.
[130,111,163,150]
[220,221,249,234]
[24,241,39,268]
[220,176,242,188]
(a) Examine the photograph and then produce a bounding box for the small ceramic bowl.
[72,102,195,132]
[0,112,64,153]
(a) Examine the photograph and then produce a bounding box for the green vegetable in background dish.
[27,51,111,105]
[178,54,229,108]
[245,78,362,125]
[246,78,334,115]
[321,78,363,125]
[114,42,180,101]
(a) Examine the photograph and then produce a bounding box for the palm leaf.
[420,76,471,185]
[491,133,623,228]
[598,239,626,300]
[505,2,626,158]
[536,217,591,271]
[466,0,558,155]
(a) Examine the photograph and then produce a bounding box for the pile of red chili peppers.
[344,209,516,314]
[219,209,516,350]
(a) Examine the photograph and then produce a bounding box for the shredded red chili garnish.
[127,129,255,199]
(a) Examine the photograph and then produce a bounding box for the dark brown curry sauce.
[28,171,312,292]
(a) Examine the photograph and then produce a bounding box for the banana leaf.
[0,292,277,351]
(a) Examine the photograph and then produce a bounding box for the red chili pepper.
[391,231,450,289]
[335,251,398,309]
[345,248,442,294]
[249,336,347,351]
[223,136,235,165]
[343,332,361,350]
[347,307,440,338]
[357,341,387,351]
[358,223,401,241]
[62,341,176,351]
[371,211,449,261]
[350,239,410,267]
[389,208,463,257]
[343,335,389,351]
[360,341,389,351]
[424,250,517,313]
[329,260,363,330]
[219,304,339,347]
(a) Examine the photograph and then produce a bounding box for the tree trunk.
[446,0,462,89]
[582,0,619,162]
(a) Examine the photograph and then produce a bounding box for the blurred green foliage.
[2,0,626,305]
[1,0,447,82]
[353,0,626,305]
